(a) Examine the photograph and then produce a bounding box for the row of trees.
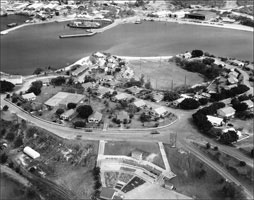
[211,84,250,102]
[27,81,43,96]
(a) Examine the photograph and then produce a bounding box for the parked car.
[151,130,160,135]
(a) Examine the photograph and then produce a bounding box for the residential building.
[173,97,185,106]
[224,84,237,90]
[22,93,36,101]
[131,150,143,161]
[23,146,40,159]
[82,82,95,91]
[207,115,224,126]
[227,76,238,85]
[230,60,245,67]
[117,111,129,122]
[152,92,164,103]
[229,71,239,78]
[152,106,168,117]
[60,109,76,121]
[126,86,142,95]
[100,187,116,200]
[113,93,131,101]
[88,111,103,123]
[242,100,254,109]
[217,107,236,118]
[97,86,114,98]
[133,99,146,109]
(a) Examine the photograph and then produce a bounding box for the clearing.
[129,59,204,90]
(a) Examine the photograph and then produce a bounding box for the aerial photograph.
[0,0,253,200]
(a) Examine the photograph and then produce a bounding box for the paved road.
[1,95,253,199]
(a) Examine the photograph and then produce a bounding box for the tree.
[27,80,43,96]
[0,153,8,164]
[179,98,200,110]
[22,102,33,112]
[251,149,254,158]
[199,98,208,105]
[233,102,248,112]
[26,127,37,139]
[206,142,211,149]
[220,130,239,145]
[191,49,203,58]
[67,102,77,109]
[144,80,152,89]
[140,112,151,123]
[73,121,86,128]
[76,105,93,119]
[221,182,246,200]
[55,108,64,116]
[202,57,215,65]
[239,161,246,167]
[0,80,15,93]
[14,136,23,148]
[2,105,9,111]
[5,132,15,142]
[163,91,180,102]
[33,68,43,75]
[51,76,66,86]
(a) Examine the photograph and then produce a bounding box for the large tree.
[76,105,93,119]
[0,80,15,93]
[179,98,200,110]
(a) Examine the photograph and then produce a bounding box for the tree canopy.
[179,98,200,110]
[76,105,93,119]
[0,80,15,93]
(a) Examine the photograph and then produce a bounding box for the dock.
[59,32,97,39]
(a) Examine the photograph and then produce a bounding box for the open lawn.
[35,85,62,104]
[129,59,204,90]
[164,144,237,200]
[104,141,165,169]
[230,118,254,135]
[235,135,254,158]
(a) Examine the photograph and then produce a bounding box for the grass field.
[104,141,165,169]
[230,118,254,135]
[129,59,204,90]
[164,144,235,200]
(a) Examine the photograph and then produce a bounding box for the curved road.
[1,93,253,199]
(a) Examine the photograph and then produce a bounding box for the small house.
[133,99,146,109]
[152,92,164,103]
[82,82,95,91]
[217,107,236,118]
[113,93,131,101]
[207,115,224,127]
[23,146,40,159]
[229,71,239,78]
[22,92,36,101]
[131,150,143,161]
[88,111,103,123]
[100,187,116,200]
[152,106,168,117]
[60,109,76,121]
[117,111,129,122]
[126,86,142,95]
[227,76,238,85]
[242,100,254,109]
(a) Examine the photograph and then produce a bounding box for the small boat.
[59,32,97,39]
[134,19,141,24]
[7,23,18,28]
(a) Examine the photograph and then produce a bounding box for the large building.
[185,11,216,21]
[1,75,23,85]
[44,92,84,108]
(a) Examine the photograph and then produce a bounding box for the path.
[158,142,171,172]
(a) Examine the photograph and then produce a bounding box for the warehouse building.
[23,146,40,159]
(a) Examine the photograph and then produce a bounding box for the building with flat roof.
[44,92,84,108]
[152,106,168,117]
[133,99,146,108]
[242,100,254,109]
[23,146,40,159]
[1,75,23,85]
[22,92,36,101]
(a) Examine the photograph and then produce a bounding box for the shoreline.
[1,14,253,36]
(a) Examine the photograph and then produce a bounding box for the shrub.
[239,161,246,167]
[199,98,208,105]
[206,142,211,149]
[76,105,93,119]
[179,98,200,110]
[73,121,86,128]
[14,136,23,148]
[191,49,203,58]
[0,153,8,164]
[67,102,77,109]
[55,108,64,116]
[2,105,9,111]
[5,132,15,142]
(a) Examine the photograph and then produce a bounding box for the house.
[173,97,185,106]
[152,92,164,103]
[207,115,224,126]
[113,93,131,101]
[23,146,40,159]
[100,187,116,200]
[133,99,146,109]
[117,111,129,122]
[88,111,103,123]
[131,150,143,161]
[242,100,254,109]
[224,84,237,90]
[230,60,245,67]
[22,93,36,101]
[71,65,89,76]
[227,76,238,85]
[126,86,142,95]
[60,109,76,121]
[93,52,106,58]
[82,82,95,91]
[164,182,174,190]
[217,107,236,118]
[152,106,168,117]
[97,86,114,98]
[229,71,239,78]
[201,92,211,98]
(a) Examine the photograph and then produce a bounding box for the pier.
[59,32,97,39]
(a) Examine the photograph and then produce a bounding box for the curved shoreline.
[1,14,253,36]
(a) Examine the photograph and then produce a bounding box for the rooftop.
[100,187,116,200]
[22,92,36,100]
[133,99,146,108]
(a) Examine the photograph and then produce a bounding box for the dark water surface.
[0,14,29,31]
[1,21,253,75]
